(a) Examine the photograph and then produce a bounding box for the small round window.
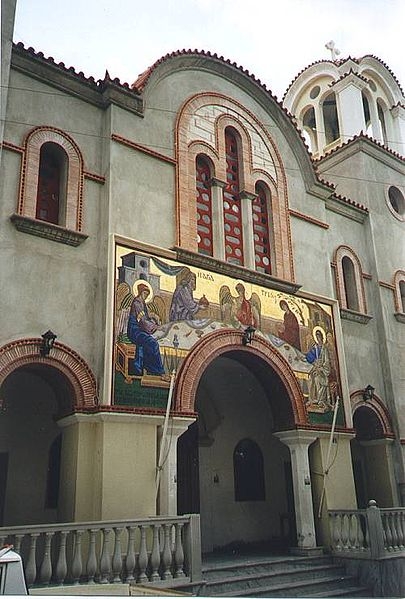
[368,80,377,92]
[310,85,321,99]
[387,186,405,220]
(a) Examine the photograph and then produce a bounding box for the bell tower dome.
[283,48,405,158]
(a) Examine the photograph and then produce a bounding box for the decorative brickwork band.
[0,338,98,409]
[175,92,295,282]
[174,329,306,426]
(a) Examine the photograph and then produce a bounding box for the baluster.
[389,512,399,551]
[398,512,405,550]
[174,522,185,578]
[25,533,39,586]
[341,514,350,551]
[138,526,148,583]
[71,529,84,584]
[39,532,53,585]
[99,528,112,584]
[357,514,366,551]
[14,534,24,555]
[125,526,136,583]
[388,512,396,550]
[383,513,394,551]
[55,531,68,585]
[331,513,341,551]
[161,524,173,580]
[348,514,357,550]
[86,529,98,584]
[112,527,123,583]
[149,524,161,582]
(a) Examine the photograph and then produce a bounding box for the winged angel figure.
[115,281,169,379]
[219,282,261,330]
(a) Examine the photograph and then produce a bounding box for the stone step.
[203,563,346,595]
[202,554,333,580]
[217,574,369,598]
[199,554,373,598]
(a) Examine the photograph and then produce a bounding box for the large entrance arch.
[0,338,97,526]
[350,390,397,507]
[175,330,309,553]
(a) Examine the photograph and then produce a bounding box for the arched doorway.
[177,341,301,554]
[350,392,397,508]
[0,338,97,526]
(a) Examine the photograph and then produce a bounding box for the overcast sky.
[13,0,404,100]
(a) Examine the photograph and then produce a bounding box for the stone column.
[275,430,318,550]
[332,75,367,143]
[209,178,226,261]
[240,190,256,270]
[158,418,195,515]
[390,104,405,156]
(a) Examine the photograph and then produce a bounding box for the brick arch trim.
[18,126,84,231]
[174,328,307,425]
[0,338,97,409]
[393,270,405,312]
[351,389,394,437]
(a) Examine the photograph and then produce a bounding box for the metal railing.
[329,500,405,558]
[0,514,201,589]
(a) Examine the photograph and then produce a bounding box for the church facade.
[1,0,404,554]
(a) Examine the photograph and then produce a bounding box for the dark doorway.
[0,453,9,525]
[177,421,200,514]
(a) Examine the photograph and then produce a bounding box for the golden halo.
[312,326,326,343]
[132,279,154,303]
[232,279,251,300]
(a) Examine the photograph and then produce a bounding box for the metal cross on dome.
[325,40,341,61]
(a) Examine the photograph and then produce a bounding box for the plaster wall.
[59,414,158,522]
[0,70,108,380]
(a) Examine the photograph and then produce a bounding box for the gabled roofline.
[313,132,405,164]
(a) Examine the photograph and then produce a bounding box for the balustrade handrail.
[0,513,202,589]
[0,515,191,535]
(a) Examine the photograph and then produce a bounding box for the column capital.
[209,177,226,189]
[274,429,318,449]
[239,189,256,202]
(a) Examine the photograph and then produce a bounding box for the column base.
[289,546,324,557]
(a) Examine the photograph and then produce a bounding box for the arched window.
[253,182,272,274]
[323,92,340,145]
[302,106,318,154]
[334,246,367,314]
[233,438,265,502]
[393,270,405,314]
[12,127,87,246]
[342,256,360,311]
[36,142,68,225]
[377,100,388,145]
[361,92,372,136]
[223,128,244,266]
[196,155,213,256]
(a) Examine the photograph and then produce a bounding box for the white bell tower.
[283,45,405,158]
